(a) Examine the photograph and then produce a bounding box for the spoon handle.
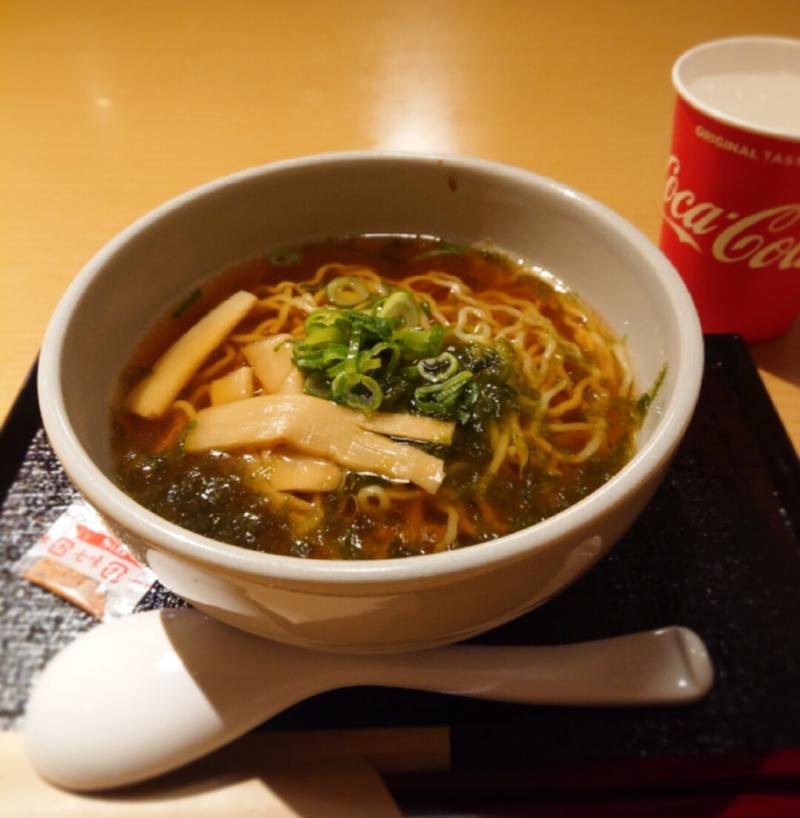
[353,627,713,705]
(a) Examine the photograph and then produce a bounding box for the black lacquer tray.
[2,336,800,787]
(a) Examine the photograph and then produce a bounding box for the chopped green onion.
[346,325,363,362]
[358,342,399,376]
[305,326,346,346]
[326,276,370,307]
[456,380,480,424]
[347,309,396,341]
[321,344,350,363]
[418,352,459,383]
[292,298,452,414]
[305,308,347,335]
[377,290,420,328]
[414,370,473,414]
[636,363,667,420]
[331,371,383,412]
[293,342,349,371]
[269,248,302,266]
[173,288,201,318]
[411,241,468,261]
[303,372,332,399]
[394,324,446,358]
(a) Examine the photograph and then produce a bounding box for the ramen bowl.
[38,152,703,653]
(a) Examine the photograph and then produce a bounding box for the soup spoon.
[24,608,713,791]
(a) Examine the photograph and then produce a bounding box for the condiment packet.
[15,501,157,620]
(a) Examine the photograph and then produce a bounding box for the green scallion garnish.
[268,248,302,267]
[331,371,383,412]
[411,241,468,261]
[326,276,370,307]
[414,370,474,415]
[173,288,201,318]
[377,290,420,328]
[292,287,481,418]
[418,352,459,383]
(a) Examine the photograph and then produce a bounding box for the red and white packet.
[16,501,157,620]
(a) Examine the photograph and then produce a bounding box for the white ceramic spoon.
[24,608,713,791]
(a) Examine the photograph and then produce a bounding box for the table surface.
[1,7,799,810]
[1,0,798,454]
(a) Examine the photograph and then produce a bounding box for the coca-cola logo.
[663,156,800,271]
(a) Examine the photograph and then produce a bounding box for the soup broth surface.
[112,235,643,559]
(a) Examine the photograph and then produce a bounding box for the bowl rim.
[672,35,800,142]
[38,150,704,585]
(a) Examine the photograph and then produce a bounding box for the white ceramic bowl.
[38,152,703,653]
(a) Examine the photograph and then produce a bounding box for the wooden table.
[1,1,798,450]
[1,5,798,810]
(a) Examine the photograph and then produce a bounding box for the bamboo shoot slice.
[184,394,453,446]
[210,367,254,405]
[126,290,257,418]
[184,396,297,451]
[184,394,446,493]
[355,411,453,445]
[244,335,294,393]
[265,454,343,492]
[277,367,304,395]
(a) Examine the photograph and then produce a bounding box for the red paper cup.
[659,36,800,342]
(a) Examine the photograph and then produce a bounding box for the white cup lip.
[39,150,704,588]
[672,35,800,142]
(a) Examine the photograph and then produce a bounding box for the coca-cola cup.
[660,36,800,342]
